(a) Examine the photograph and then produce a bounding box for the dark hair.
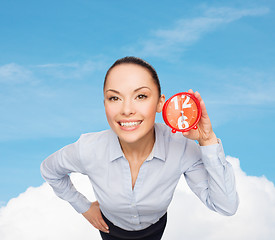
[104,56,161,96]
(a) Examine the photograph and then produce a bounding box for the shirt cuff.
[199,138,227,167]
[69,197,92,214]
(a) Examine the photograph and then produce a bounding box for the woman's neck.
[119,128,155,163]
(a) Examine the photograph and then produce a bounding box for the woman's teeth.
[120,121,141,127]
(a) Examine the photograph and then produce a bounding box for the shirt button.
[133,215,137,218]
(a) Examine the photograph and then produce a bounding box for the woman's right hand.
[82,201,109,233]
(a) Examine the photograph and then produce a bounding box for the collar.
[108,129,124,162]
[150,123,166,161]
[108,123,166,162]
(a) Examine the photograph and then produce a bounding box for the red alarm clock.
[162,92,202,133]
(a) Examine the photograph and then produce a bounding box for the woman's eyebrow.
[134,86,151,92]
[106,87,151,94]
[105,89,120,94]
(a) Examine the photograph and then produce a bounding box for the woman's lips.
[119,121,142,127]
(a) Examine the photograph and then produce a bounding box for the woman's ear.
[157,94,165,113]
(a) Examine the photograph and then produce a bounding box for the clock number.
[171,96,179,110]
[171,95,192,110]
[181,95,192,109]
[178,115,189,129]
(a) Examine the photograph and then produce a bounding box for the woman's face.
[104,63,165,145]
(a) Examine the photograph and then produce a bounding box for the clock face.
[162,92,201,133]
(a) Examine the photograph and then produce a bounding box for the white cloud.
[34,59,108,80]
[0,59,108,87]
[1,156,275,240]
[132,7,269,58]
[0,63,37,85]
[195,67,275,106]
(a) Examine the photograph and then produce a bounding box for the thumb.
[182,131,189,137]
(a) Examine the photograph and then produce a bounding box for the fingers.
[99,218,109,233]
[182,131,192,139]
[185,89,215,144]
[199,99,209,119]
[82,201,109,233]
[182,130,190,137]
[92,217,109,233]
[187,89,194,94]
[187,89,208,117]
[181,128,198,141]
[187,89,202,101]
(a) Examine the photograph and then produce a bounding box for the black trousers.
[99,212,167,240]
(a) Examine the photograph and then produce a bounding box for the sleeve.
[183,139,239,216]
[40,138,92,214]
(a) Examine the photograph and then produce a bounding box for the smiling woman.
[40,56,239,240]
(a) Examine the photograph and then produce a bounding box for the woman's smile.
[119,120,143,128]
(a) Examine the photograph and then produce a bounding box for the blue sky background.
[0,0,274,205]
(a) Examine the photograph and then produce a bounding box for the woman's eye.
[137,94,147,100]
[109,96,119,101]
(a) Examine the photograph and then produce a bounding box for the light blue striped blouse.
[40,123,239,231]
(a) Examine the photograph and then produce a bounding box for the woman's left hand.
[182,89,218,146]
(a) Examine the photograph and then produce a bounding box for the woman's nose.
[121,99,135,116]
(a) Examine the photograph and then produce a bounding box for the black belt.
[100,212,167,240]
